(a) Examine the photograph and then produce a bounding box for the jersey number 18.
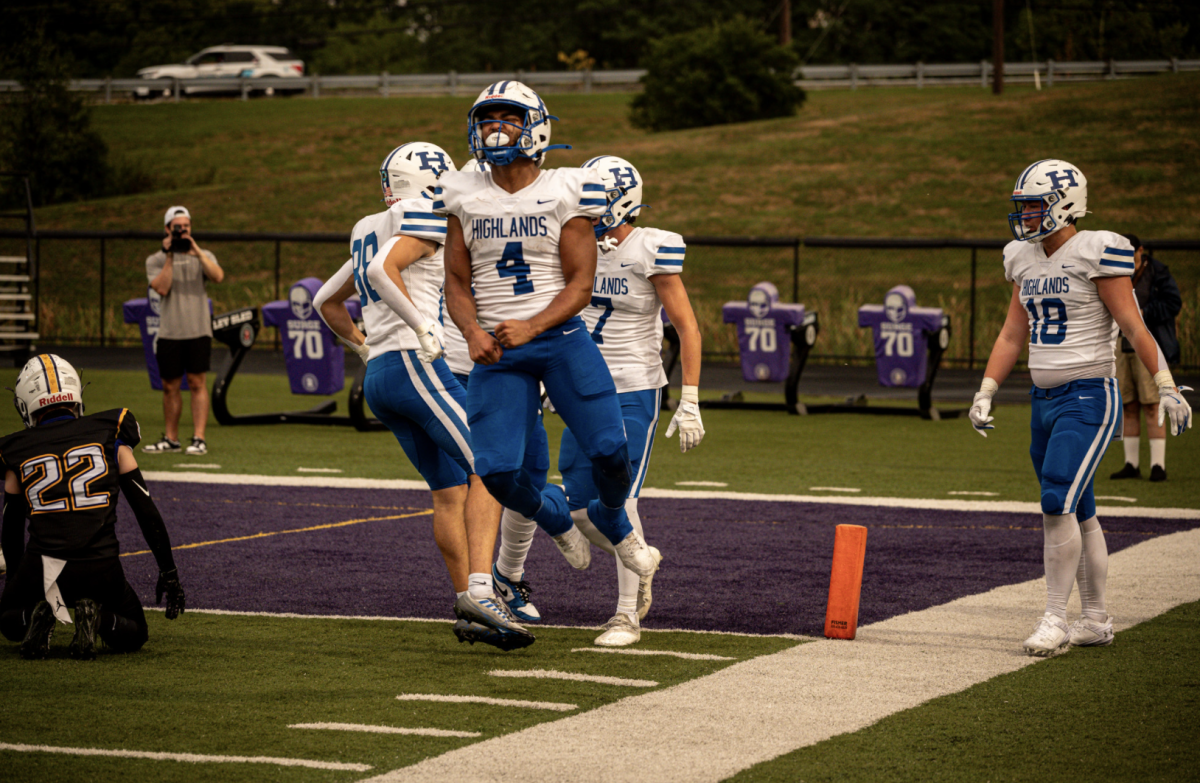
[1025,297,1068,345]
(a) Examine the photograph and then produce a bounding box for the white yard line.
[674,481,728,487]
[808,486,861,492]
[172,463,221,469]
[0,742,370,772]
[571,648,734,661]
[364,527,1200,783]
[947,491,999,496]
[488,669,658,688]
[396,694,577,712]
[290,723,479,738]
[142,471,1200,518]
[1095,495,1137,502]
[297,467,344,473]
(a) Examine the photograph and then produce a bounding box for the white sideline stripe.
[488,669,658,688]
[808,486,861,492]
[363,528,1200,783]
[571,648,734,661]
[141,471,1200,518]
[290,723,479,738]
[0,742,370,772]
[1096,495,1138,502]
[397,694,578,712]
[176,608,809,639]
[947,491,999,496]
[675,481,728,487]
[297,467,343,473]
[173,463,221,469]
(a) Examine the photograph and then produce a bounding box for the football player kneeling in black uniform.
[0,354,185,660]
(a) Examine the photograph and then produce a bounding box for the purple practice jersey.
[857,285,943,387]
[262,277,361,395]
[722,282,807,382]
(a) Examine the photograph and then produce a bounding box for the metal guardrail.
[1,59,1195,102]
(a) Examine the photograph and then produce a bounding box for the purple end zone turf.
[5,482,1193,637]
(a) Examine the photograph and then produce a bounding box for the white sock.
[467,572,492,600]
[1075,515,1108,622]
[1149,438,1166,469]
[1042,512,1081,620]
[615,498,644,616]
[1123,436,1140,468]
[456,590,468,600]
[496,507,537,580]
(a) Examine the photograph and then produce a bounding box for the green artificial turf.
[0,611,798,782]
[727,600,1200,783]
[2,369,1195,509]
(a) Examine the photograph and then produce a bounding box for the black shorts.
[157,336,211,379]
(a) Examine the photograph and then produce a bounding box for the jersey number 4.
[1026,297,1068,345]
[21,445,110,514]
[497,242,534,295]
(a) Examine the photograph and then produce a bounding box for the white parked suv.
[135,45,305,98]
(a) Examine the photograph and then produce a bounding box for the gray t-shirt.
[145,250,221,339]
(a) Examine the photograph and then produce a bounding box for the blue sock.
[586,498,633,545]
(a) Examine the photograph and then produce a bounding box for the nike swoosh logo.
[1062,265,1075,268]
[563,328,579,335]
[537,199,553,205]
[133,482,151,496]
[620,262,636,268]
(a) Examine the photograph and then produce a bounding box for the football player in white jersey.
[551,155,704,646]
[970,159,1192,656]
[436,81,661,588]
[314,142,534,651]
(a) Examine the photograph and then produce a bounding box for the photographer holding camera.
[143,206,224,455]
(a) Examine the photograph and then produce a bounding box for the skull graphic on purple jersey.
[289,285,314,320]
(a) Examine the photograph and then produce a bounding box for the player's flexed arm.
[494,217,596,349]
[445,215,503,366]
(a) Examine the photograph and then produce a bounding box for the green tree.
[631,17,805,132]
[0,26,111,207]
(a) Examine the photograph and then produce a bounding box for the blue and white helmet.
[467,81,568,166]
[1008,159,1089,243]
[380,142,455,206]
[459,158,491,174]
[582,155,648,240]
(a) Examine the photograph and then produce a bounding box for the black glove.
[156,569,186,620]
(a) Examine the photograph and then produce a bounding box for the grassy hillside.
[9,75,1199,359]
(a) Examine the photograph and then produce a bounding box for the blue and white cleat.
[452,593,535,651]
[492,565,542,624]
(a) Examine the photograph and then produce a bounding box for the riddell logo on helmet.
[38,393,75,406]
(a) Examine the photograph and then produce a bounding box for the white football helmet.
[380,142,456,206]
[467,81,568,166]
[1008,159,1089,243]
[582,155,648,240]
[12,354,84,428]
[459,158,491,174]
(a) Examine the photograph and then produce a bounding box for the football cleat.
[20,601,57,660]
[636,546,663,621]
[452,619,536,652]
[1022,612,1071,656]
[595,613,641,647]
[69,599,101,661]
[552,525,592,570]
[453,593,535,651]
[492,565,541,623]
[142,435,181,454]
[1069,616,1114,647]
[614,532,660,579]
[185,437,207,456]
[1109,463,1141,480]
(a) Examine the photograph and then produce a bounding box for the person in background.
[1109,234,1183,482]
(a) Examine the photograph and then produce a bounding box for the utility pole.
[779,0,792,46]
[993,0,1005,94]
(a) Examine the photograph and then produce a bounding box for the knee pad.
[1040,485,1069,515]
[590,445,632,507]
[479,470,541,519]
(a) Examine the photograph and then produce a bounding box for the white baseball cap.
[164,205,191,226]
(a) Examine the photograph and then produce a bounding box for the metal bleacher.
[0,174,38,366]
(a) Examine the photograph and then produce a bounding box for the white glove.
[415,321,444,363]
[969,378,998,437]
[1158,385,1193,436]
[665,386,704,452]
[349,341,370,366]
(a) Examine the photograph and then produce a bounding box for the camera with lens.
[169,226,192,253]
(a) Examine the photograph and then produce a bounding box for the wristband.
[681,385,699,404]
[1153,369,1176,391]
[978,377,999,397]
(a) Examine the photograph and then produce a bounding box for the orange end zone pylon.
[824,524,868,640]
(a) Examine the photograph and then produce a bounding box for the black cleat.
[1109,463,1141,480]
[20,601,56,660]
[69,599,101,660]
[452,619,536,652]
[1149,464,1167,482]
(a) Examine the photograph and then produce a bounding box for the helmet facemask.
[1007,160,1087,243]
[466,82,568,167]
